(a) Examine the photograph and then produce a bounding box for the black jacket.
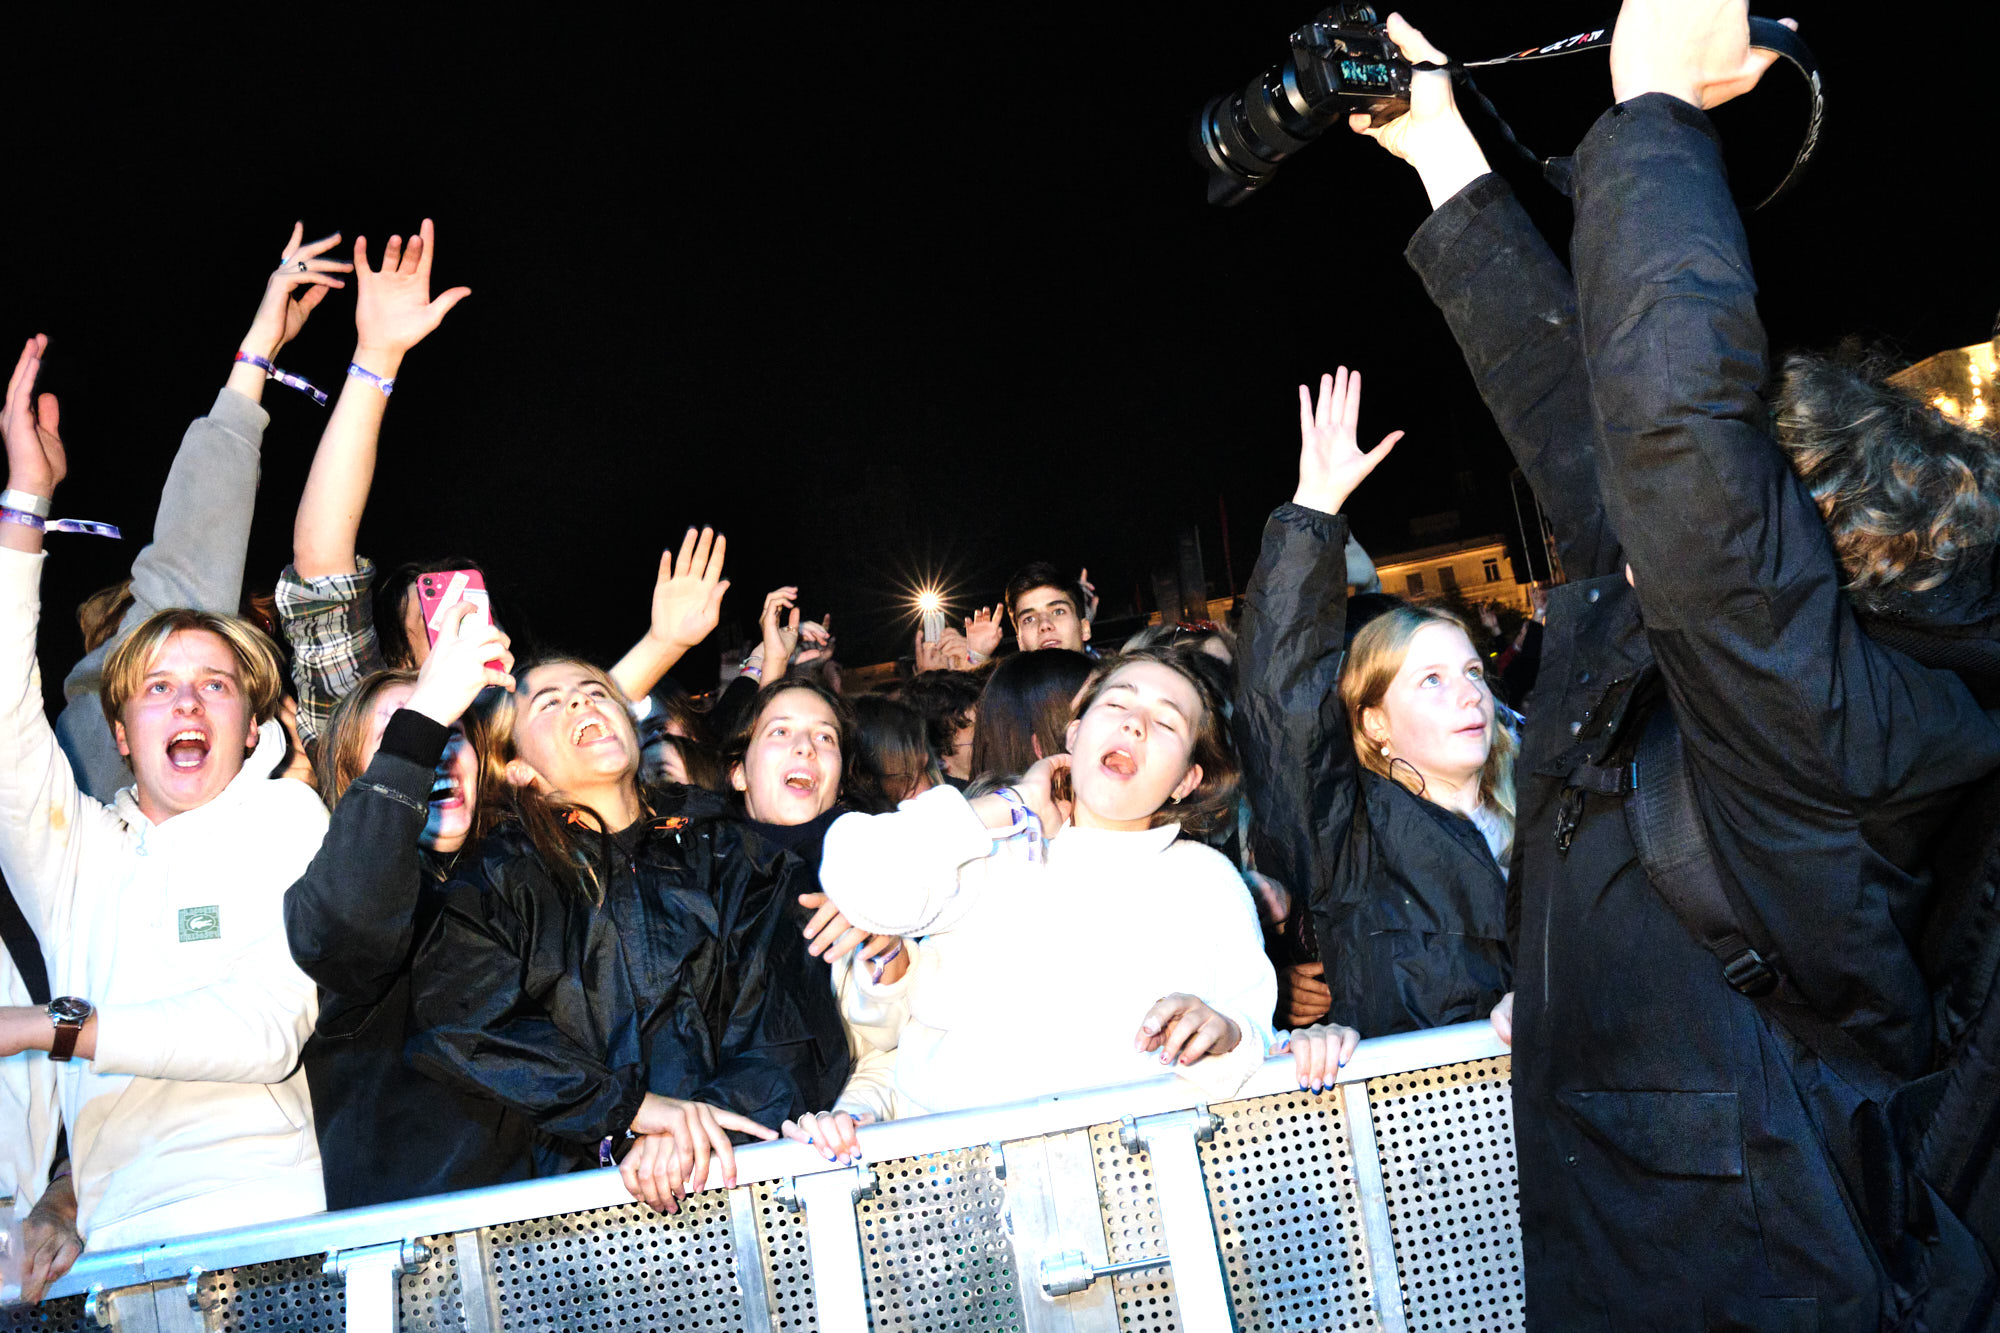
[283,709,535,1208]
[406,798,849,1172]
[1410,100,2000,1328]
[1235,505,1511,1035]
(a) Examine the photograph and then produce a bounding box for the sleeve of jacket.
[818,786,1003,938]
[405,852,650,1148]
[690,852,853,1128]
[1232,503,1360,936]
[1406,174,1623,579]
[90,781,327,1084]
[1568,96,1999,807]
[283,710,447,1033]
[55,388,268,803]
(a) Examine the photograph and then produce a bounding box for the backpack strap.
[0,873,50,1006]
[1624,704,1906,1111]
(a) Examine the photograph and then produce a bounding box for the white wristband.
[1,489,52,519]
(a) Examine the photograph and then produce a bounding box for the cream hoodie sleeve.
[0,549,121,943]
[1164,845,1281,1104]
[819,786,1004,938]
[826,943,916,1123]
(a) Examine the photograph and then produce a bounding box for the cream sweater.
[0,549,328,1250]
[820,787,1276,1118]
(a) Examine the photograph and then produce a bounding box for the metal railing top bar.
[45,1020,1507,1303]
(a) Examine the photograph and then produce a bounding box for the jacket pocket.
[1557,1089,1744,1178]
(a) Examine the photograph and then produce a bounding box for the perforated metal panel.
[198,1251,345,1331]
[397,1232,464,1330]
[484,1189,747,1331]
[856,1146,1020,1331]
[1368,1056,1522,1331]
[0,1295,84,1333]
[1088,1122,1177,1333]
[753,1177,819,1330]
[1202,1088,1378,1331]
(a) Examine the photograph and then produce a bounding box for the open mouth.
[166,729,211,771]
[1100,747,1138,778]
[429,773,463,810]
[571,717,611,747]
[782,768,819,795]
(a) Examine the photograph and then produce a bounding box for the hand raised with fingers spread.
[649,527,730,652]
[3,335,65,498]
[963,602,1005,659]
[242,222,353,361]
[1135,993,1242,1067]
[353,218,472,371]
[1293,367,1403,516]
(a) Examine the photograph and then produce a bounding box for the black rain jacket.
[284,709,535,1208]
[1409,98,2000,1329]
[406,797,850,1173]
[1236,505,1512,1036]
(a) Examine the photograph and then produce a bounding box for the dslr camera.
[1193,3,1411,207]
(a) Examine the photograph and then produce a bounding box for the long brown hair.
[1339,604,1516,842]
[315,669,421,806]
[1066,646,1239,838]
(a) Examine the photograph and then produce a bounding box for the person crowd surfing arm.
[279,219,470,747]
[55,225,350,801]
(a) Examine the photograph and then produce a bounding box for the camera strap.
[1418,17,1823,209]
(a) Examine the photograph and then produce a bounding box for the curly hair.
[1775,350,2000,610]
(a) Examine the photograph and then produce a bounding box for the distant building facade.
[1371,535,1530,613]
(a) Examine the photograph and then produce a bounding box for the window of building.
[1405,572,1426,596]
[1483,557,1501,582]
[1438,566,1458,593]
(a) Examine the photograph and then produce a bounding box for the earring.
[1379,744,1391,757]
[1171,793,1183,804]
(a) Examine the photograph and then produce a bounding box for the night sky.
[14,6,1995,694]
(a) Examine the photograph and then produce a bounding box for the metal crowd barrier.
[9,1022,1518,1332]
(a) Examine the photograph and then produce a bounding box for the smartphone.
[416,570,505,671]
[921,608,945,643]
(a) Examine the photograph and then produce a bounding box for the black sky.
[13,6,1996,689]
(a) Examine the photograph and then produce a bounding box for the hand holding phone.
[416,570,506,672]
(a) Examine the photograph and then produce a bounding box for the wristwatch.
[46,996,93,1062]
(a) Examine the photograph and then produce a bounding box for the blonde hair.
[99,608,286,729]
[77,581,136,655]
[1340,604,1515,847]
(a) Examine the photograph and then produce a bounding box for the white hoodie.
[0,548,328,1250]
[820,786,1277,1118]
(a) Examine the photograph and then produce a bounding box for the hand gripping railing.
[24,1020,1518,1333]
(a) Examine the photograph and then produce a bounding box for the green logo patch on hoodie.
[178,906,221,942]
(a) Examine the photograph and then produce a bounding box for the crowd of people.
[3,3,1997,1327]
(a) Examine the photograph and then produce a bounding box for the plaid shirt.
[275,556,388,749]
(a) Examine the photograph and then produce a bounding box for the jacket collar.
[113,719,291,836]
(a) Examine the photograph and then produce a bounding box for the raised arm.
[1356,16,1623,577]
[1234,369,1400,927]
[55,227,349,799]
[291,219,470,580]
[608,527,730,701]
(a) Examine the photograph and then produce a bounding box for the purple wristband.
[234,351,328,407]
[0,508,120,539]
[346,362,396,397]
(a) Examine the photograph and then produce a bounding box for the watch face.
[48,997,93,1025]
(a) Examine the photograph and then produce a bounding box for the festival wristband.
[347,362,396,397]
[989,787,1046,863]
[0,489,51,519]
[1,508,121,539]
[234,351,329,407]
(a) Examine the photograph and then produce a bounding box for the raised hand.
[1609,1,1795,109]
[1077,568,1100,623]
[936,627,973,671]
[1135,993,1242,1067]
[406,600,516,727]
[1293,367,1403,516]
[2,335,65,498]
[913,628,949,675]
[963,602,1005,659]
[1348,14,1492,207]
[794,616,833,667]
[353,219,472,370]
[759,586,802,675]
[648,527,730,652]
[242,222,352,362]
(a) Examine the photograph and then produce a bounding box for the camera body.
[1193,3,1412,207]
